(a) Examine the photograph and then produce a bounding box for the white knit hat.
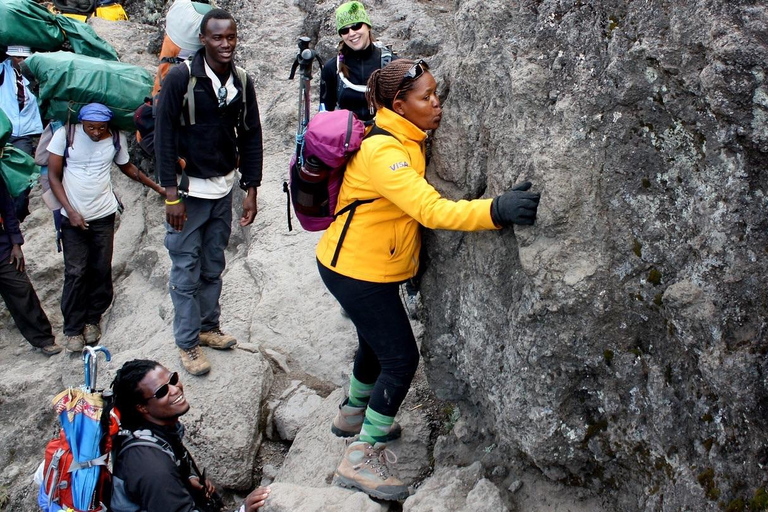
[6,46,32,57]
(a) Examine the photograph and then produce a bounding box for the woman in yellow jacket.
[316,59,540,501]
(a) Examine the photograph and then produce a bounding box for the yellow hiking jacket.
[316,107,499,282]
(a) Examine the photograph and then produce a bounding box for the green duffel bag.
[0,109,11,147]
[25,51,152,131]
[54,15,119,61]
[0,0,65,50]
[0,144,40,198]
[0,0,118,61]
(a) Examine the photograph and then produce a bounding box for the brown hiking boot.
[41,343,64,356]
[334,441,410,501]
[331,398,402,441]
[198,327,237,349]
[64,334,85,352]
[179,346,211,376]
[83,324,101,345]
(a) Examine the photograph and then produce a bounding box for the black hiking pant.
[318,260,419,417]
[0,259,56,348]
[60,213,115,335]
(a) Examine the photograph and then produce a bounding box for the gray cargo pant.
[164,191,232,349]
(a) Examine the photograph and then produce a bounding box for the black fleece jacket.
[320,43,396,123]
[154,48,263,191]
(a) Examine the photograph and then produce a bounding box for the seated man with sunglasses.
[154,7,264,376]
[111,359,270,511]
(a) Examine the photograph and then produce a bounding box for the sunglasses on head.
[399,59,427,89]
[217,86,228,108]
[339,22,365,35]
[148,371,180,400]
[394,59,428,100]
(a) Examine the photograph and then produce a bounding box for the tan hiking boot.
[64,334,85,352]
[41,343,64,356]
[179,346,211,376]
[331,398,402,441]
[198,327,237,349]
[334,441,410,501]
[83,323,101,345]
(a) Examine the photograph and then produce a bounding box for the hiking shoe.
[331,398,402,441]
[41,343,64,356]
[334,441,410,501]
[83,323,101,345]
[64,334,85,352]
[179,346,211,376]
[198,328,237,349]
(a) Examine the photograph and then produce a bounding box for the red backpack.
[41,427,113,512]
[38,346,116,512]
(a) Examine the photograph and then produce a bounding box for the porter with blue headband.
[45,102,165,352]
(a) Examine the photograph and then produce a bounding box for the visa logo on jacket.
[390,161,408,171]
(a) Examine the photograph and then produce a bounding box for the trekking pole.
[288,36,323,159]
[286,37,323,232]
[83,346,112,393]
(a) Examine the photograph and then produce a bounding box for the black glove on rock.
[490,181,540,226]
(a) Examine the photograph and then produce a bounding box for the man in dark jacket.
[0,175,62,355]
[110,359,270,511]
[154,8,263,375]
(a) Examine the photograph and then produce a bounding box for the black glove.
[490,181,540,226]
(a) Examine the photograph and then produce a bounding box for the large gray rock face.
[418,1,768,510]
[3,0,766,510]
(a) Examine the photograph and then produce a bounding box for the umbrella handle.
[83,346,112,392]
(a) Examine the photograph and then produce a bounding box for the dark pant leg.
[9,135,34,156]
[84,214,115,324]
[60,217,91,334]
[0,260,55,347]
[9,136,33,222]
[318,261,419,417]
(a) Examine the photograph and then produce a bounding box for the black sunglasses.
[148,371,180,400]
[339,22,365,35]
[394,59,428,100]
[217,86,227,108]
[398,59,426,90]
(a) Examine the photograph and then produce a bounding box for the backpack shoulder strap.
[364,124,394,140]
[111,128,121,155]
[375,42,394,68]
[235,65,249,131]
[329,123,395,267]
[118,429,178,465]
[181,59,196,126]
[62,122,76,164]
